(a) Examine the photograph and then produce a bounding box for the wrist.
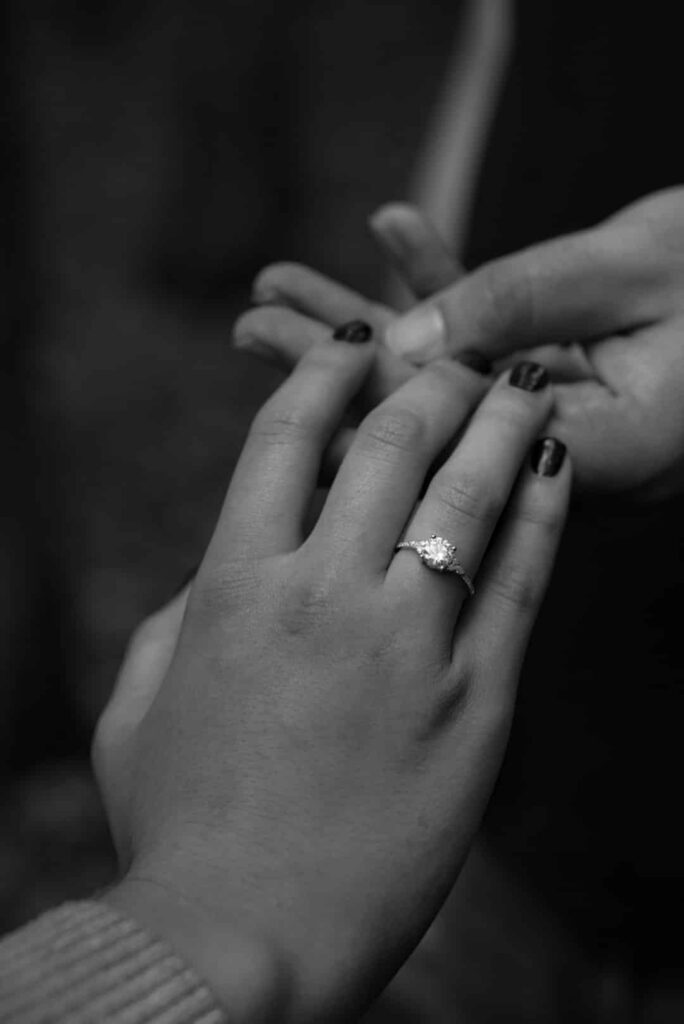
[103,875,293,1023]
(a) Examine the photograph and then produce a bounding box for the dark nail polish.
[530,437,566,477]
[456,349,492,375]
[510,361,549,391]
[333,320,373,343]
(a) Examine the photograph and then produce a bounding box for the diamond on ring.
[419,535,456,570]
[395,534,475,596]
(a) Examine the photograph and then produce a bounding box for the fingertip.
[369,203,438,259]
[232,310,285,369]
[251,265,280,305]
[384,304,448,364]
[232,308,262,350]
[251,262,303,305]
[368,201,420,230]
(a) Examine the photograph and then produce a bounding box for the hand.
[240,189,684,498]
[235,204,480,473]
[382,187,684,498]
[93,328,570,1022]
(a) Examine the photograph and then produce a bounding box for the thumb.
[92,580,194,865]
[95,580,192,749]
[383,222,657,365]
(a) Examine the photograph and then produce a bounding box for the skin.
[239,187,684,499]
[94,332,570,1021]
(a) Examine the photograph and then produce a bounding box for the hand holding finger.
[384,222,662,365]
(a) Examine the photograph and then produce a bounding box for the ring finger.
[308,360,488,573]
[388,362,554,627]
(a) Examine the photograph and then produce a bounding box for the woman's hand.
[240,189,684,498]
[236,204,482,473]
[94,328,569,1022]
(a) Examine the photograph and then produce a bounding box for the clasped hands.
[92,186,684,1022]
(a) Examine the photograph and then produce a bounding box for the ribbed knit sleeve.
[0,900,226,1023]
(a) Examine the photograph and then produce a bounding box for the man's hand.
[238,189,684,498]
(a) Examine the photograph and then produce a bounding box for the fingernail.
[234,336,284,367]
[510,361,549,391]
[251,282,281,305]
[456,349,492,376]
[368,217,408,258]
[530,437,566,477]
[384,305,447,363]
[333,319,373,342]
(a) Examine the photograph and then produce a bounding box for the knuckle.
[486,563,540,614]
[251,401,319,446]
[431,470,499,527]
[493,385,546,422]
[358,406,428,458]
[278,571,336,638]
[194,560,262,618]
[512,491,566,533]
[301,341,351,375]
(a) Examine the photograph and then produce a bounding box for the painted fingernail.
[530,437,566,477]
[333,320,373,342]
[456,349,492,375]
[510,361,549,391]
[384,305,447,363]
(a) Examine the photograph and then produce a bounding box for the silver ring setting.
[395,534,475,596]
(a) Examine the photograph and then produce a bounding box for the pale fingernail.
[234,335,282,366]
[251,282,281,305]
[384,305,447,364]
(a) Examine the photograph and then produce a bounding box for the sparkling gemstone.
[420,536,454,571]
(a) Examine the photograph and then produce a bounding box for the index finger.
[212,333,375,559]
[384,223,663,365]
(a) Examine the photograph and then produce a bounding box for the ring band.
[395,534,475,596]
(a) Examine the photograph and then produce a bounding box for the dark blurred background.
[2,1,684,1019]
[1,0,462,933]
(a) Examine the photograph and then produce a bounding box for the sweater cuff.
[0,899,226,1023]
